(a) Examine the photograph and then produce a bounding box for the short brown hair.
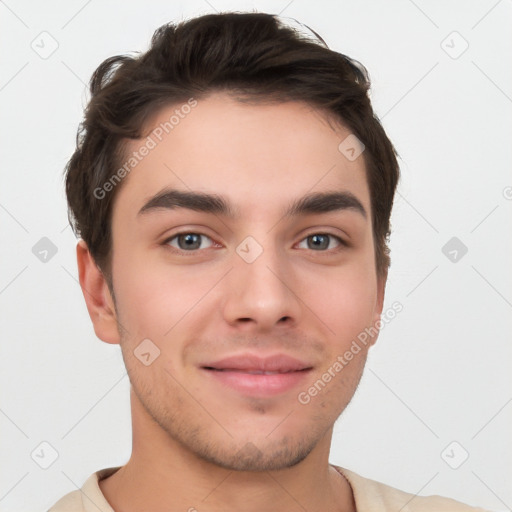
[65,12,399,285]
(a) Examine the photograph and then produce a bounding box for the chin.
[194,439,313,472]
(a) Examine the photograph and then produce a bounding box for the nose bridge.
[222,233,300,329]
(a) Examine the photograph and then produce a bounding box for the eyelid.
[297,227,350,245]
[160,224,218,243]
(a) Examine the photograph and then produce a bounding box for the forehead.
[113,93,370,219]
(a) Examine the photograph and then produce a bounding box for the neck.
[99,389,355,512]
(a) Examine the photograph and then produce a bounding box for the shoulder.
[335,466,492,512]
[47,489,84,512]
[47,467,120,512]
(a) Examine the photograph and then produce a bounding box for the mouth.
[203,367,310,375]
[200,354,313,396]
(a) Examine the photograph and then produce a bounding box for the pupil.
[310,234,328,250]
[180,233,200,250]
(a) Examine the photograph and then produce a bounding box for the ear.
[76,240,120,345]
[369,270,387,347]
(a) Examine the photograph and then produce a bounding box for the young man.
[49,12,489,512]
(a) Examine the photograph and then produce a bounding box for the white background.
[0,1,511,511]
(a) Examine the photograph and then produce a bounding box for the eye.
[165,232,215,251]
[297,233,344,251]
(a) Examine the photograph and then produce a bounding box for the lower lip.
[201,368,311,397]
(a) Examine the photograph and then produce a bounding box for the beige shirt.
[48,465,490,511]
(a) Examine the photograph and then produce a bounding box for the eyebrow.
[138,188,367,219]
[286,190,367,219]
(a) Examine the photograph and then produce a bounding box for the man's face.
[107,92,385,471]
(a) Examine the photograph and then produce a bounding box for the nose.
[221,239,302,332]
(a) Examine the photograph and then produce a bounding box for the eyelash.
[162,231,347,254]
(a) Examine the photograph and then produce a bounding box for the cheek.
[112,249,217,339]
[306,264,377,343]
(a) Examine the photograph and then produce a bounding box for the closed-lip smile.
[200,353,313,396]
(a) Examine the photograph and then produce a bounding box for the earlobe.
[376,271,387,316]
[370,272,388,347]
[76,240,120,345]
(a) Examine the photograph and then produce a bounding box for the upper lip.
[201,353,313,372]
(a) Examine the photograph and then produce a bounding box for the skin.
[77,92,386,512]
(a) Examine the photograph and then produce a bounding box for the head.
[68,12,399,471]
